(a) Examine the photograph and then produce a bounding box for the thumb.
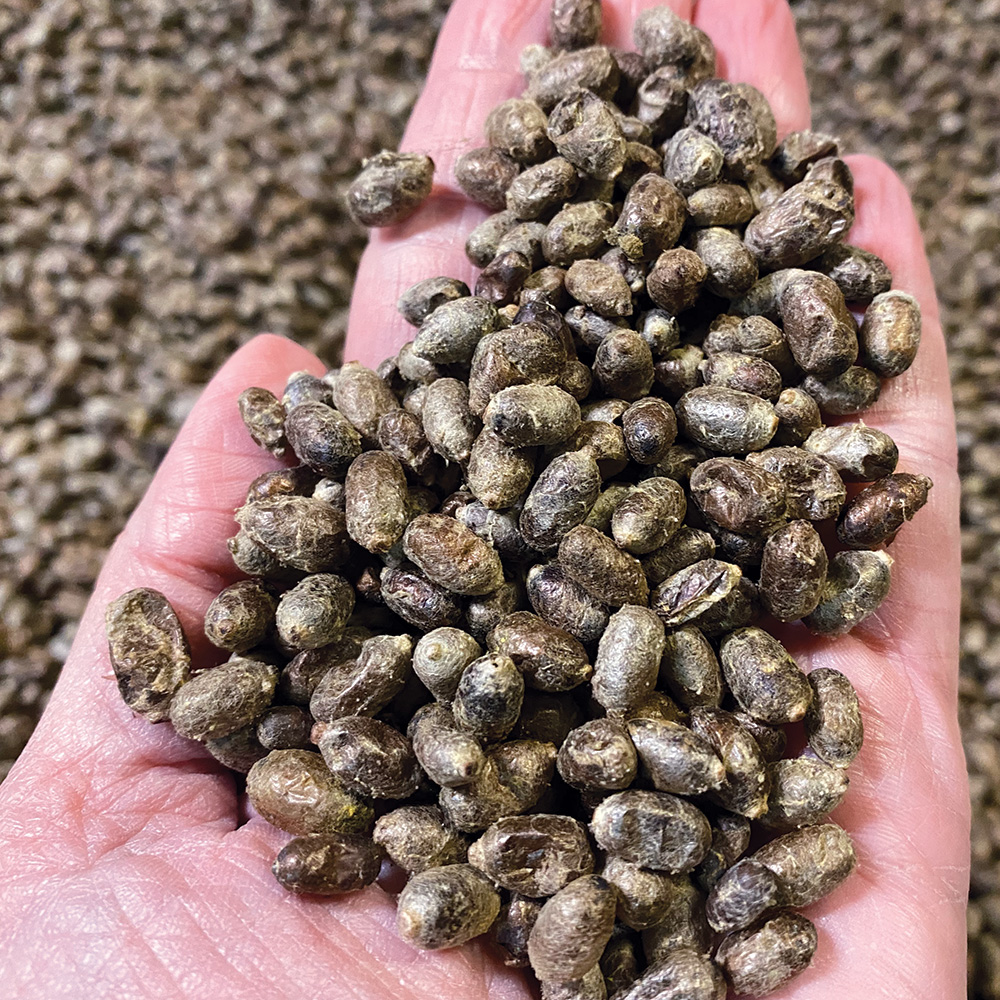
[0,334,323,842]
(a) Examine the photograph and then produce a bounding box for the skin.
[0,1,966,998]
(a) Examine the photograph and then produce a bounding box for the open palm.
[0,1,967,997]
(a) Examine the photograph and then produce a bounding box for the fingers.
[346,0,550,366]
[1,335,322,827]
[782,154,958,700]
[96,334,324,659]
[611,0,811,142]
[843,157,940,319]
[346,0,812,366]
[771,158,967,1000]
[694,0,811,139]
[848,156,960,656]
[596,0,693,48]
[837,154,960,695]
[606,0,810,140]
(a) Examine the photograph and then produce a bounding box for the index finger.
[345,0,558,367]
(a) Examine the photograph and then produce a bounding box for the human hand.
[0,2,967,998]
